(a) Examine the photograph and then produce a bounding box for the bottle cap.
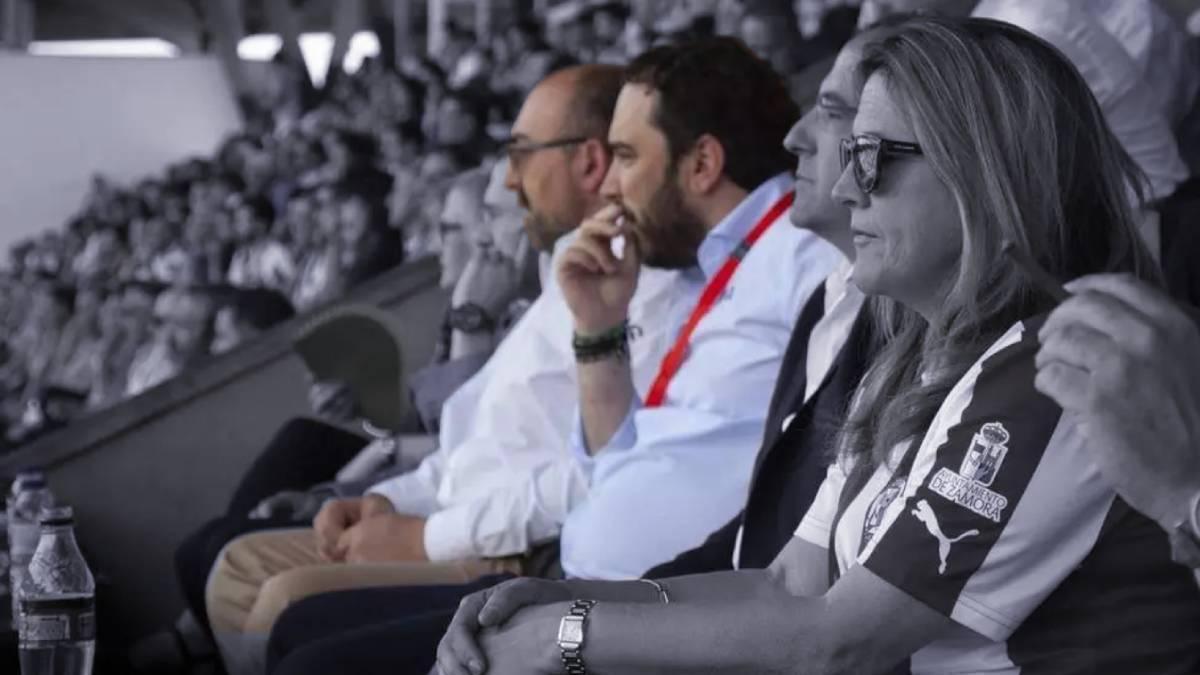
[39,505,74,527]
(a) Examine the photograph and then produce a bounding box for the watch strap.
[448,302,497,334]
[560,599,597,675]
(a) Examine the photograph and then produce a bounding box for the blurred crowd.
[0,0,862,449]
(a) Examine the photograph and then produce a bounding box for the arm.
[555,206,642,452]
[1035,274,1200,539]
[443,543,949,675]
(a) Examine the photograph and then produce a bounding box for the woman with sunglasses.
[436,16,1200,675]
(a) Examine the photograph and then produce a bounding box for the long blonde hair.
[839,16,1159,471]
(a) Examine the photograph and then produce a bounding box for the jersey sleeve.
[857,321,1116,641]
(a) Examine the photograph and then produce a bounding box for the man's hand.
[1035,274,1200,529]
[557,204,641,334]
[336,512,429,563]
[312,495,394,561]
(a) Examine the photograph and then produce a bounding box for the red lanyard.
[644,191,794,408]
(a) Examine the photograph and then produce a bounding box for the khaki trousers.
[205,527,522,635]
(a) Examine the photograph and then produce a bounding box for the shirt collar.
[695,173,794,280]
[824,258,857,314]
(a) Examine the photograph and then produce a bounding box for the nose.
[831,161,867,210]
[782,111,814,157]
[599,162,621,203]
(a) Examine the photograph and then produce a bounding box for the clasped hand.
[436,577,573,675]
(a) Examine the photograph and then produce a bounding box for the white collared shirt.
[366,231,697,561]
[559,174,842,580]
[972,0,1189,202]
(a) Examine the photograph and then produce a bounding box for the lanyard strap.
[644,191,794,408]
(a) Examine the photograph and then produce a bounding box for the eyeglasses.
[839,134,924,194]
[503,136,589,170]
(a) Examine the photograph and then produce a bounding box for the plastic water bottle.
[9,472,54,623]
[18,506,95,675]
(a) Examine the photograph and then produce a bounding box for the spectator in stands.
[492,20,569,97]
[430,89,491,165]
[335,185,403,287]
[859,0,1191,205]
[46,283,106,395]
[436,17,1200,675]
[87,283,158,409]
[437,169,491,291]
[124,288,215,397]
[738,1,801,75]
[1036,274,1200,576]
[227,195,297,294]
[210,288,297,355]
[378,122,423,174]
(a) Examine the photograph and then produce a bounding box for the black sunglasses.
[839,134,924,194]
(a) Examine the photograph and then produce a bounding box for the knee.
[245,568,319,634]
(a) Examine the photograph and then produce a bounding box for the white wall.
[0,54,242,254]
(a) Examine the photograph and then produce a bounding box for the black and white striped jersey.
[796,317,1200,673]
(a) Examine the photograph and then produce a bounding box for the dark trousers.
[174,417,367,630]
[269,575,514,675]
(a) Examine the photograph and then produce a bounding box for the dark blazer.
[647,286,875,576]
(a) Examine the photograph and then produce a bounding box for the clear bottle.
[9,472,54,624]
[18,506,95,675]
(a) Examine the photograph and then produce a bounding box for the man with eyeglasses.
[203,64,695,675]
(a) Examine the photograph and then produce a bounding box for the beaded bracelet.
[572,321,630,363]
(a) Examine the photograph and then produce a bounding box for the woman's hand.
[437,578,571,675]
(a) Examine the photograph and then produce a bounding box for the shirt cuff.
[794,514,832,549]
[365,474,437,518]
[568,397,642,475]
[422,506,477,562]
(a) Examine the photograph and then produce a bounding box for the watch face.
[557,616,585,646]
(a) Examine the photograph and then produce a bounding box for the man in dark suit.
[266,31,881,674]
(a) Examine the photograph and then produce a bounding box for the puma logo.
[912,499,979,575]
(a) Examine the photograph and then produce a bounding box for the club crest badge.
[959,422,1009,487]
[859,476,906,552]
[928,421,1011,523]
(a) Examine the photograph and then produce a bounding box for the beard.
[624,172,707,270]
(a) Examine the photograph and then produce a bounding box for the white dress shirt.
[730,257,863,569]
[367,232,696,561]
[559,175,842,580]
[972,0,1188,202]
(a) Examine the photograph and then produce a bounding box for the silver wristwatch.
[557,599,597,674]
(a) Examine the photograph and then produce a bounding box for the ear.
[573,138,610,195]
[682,134,726,195]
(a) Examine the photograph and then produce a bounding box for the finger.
[579,216,623,243]
[558,246,604,277]
[1035,321,1119,375]
[477,580,534,627]
[1039,291,1157,357]
[585,202,623,223]
[1063,274,1183,324]
[573,234,620,274]
[1033,359,1092,412]
[441,598,487,674]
